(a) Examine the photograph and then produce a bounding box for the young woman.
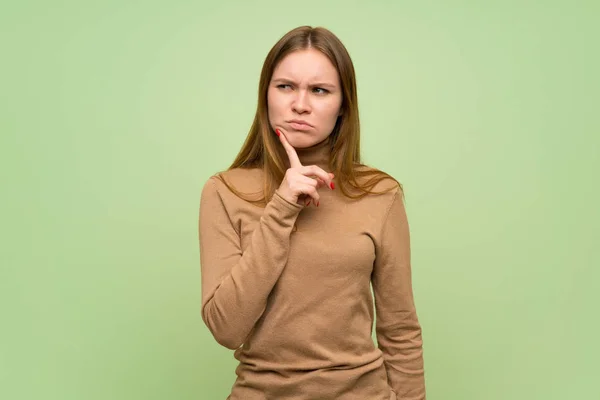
[199,25,426,400]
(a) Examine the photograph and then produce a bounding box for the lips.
[287,121,314,131]
[286,119,314,132]
[287,119,312,127]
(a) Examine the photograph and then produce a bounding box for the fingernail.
[305,199,311,206]
[330,182,335,190]
[316,201,319,207]
[276,129,281,137]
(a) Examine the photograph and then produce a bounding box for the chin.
[290,136,317,148]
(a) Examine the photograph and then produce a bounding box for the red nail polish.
[276,129,281,137]
[316,201,319,207]
[330,182,335,190]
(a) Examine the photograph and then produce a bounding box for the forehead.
[272,49,339,82]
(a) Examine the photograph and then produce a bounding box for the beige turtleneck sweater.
[199,138,425,399]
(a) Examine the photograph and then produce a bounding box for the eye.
[277,84,292,90]
[313,87,329,94]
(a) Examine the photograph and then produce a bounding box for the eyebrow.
[271,77,337,89]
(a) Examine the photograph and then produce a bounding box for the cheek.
[317,101,342,122]
[267,90,283,118]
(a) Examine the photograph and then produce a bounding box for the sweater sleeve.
[198,177,303,350]
[372,187,426,399]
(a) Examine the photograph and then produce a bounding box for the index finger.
[276,128,302,168]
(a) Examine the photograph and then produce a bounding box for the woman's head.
[224,26,399,202]
[267,48,343,149]
[261,26,358,152]
[230,26,360,169]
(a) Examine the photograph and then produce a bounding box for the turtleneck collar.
[295,136,332,169]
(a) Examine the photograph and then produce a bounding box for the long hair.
[216,25,401,206]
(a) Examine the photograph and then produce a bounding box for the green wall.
[2,1,598,399]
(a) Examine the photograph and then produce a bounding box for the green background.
[2,1,598,399]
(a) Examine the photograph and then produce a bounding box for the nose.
[292,90,311,114]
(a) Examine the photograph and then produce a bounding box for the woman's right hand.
[275,128,335,207]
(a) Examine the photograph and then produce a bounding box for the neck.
[294,136,332,169]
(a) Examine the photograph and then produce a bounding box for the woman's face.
[267,49,343,148]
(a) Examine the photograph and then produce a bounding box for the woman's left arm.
[372,186,426,399]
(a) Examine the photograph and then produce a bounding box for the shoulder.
[219,167,263,183]
[202,167,263,194]
[353,163,403,196]
[200,167,264,207]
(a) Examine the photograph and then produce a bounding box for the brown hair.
[215,25,401,206]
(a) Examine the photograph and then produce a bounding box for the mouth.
[287,120,314,131]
